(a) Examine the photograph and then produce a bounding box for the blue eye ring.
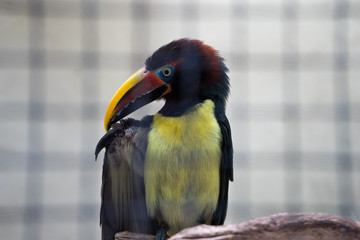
[157,65,175,81]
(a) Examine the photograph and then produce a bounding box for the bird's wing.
[95,117,157,240]
[212,113,234,225]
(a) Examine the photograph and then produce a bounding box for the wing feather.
[212,113,233,225]
[95,118,157,240]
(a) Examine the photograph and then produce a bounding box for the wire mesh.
[0,0,359,239]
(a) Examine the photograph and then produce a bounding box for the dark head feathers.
[145,38,230,109]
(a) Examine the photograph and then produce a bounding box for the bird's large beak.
[104,67,171,131]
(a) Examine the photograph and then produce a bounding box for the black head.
[146,39,230,114]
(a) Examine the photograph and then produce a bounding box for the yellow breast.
[144,99,222,235]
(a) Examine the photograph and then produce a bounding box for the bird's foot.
[156,228,168,240]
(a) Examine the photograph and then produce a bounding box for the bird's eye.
[156,65,174,81]
[162,67,172,77]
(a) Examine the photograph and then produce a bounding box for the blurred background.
[0,0,359,239]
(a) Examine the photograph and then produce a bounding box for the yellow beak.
[104,67,171,131]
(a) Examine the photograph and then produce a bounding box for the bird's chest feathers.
[144,99,222,230]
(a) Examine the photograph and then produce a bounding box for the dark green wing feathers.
[212,113,234,225]
[95,118,157,240]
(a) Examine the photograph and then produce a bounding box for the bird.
[95,38,233,240]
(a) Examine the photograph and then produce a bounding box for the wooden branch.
[171,213,360,240]
[115,231,155,239]
[115,213,360,240]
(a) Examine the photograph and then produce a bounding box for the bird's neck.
[158,98,203,117]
